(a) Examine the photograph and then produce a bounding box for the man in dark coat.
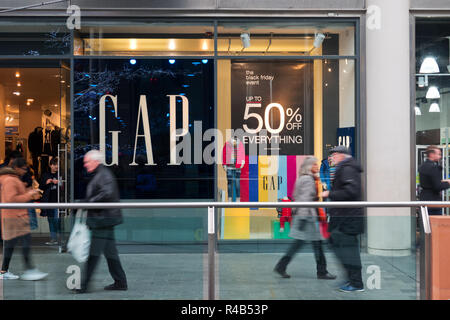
[75,150,127,293]
[418,145,450,215]
[322,145,364,292]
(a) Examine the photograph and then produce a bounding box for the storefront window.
[0,19,70,56]
[217,21,355,56]
[74,21,214,56]
[0,60,71,182]
[217,57,356,239]
[73,58,214,200]
[415,19,450,207]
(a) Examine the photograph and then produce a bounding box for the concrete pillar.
[366,0,412,256]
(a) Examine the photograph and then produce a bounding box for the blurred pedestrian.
[74,150,127,293]
[274,156,336,280]
[0,157,48,281]
[39,157,60,245]
[322,146,364,292]
[418,145,450,215]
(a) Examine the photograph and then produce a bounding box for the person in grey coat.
[274,156,336,280]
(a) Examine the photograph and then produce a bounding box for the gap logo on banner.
[99,94,189,166]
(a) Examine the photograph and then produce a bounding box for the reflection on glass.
[217,21,355,56]
[73,59,214,200]
[0,21,70,55]
[75,23,214,56]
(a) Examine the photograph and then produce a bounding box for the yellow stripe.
[223,208,250,239]
[258,156,269,202]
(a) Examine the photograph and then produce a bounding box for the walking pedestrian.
[274,156,336,280]
[322,146,364,292]
[418,145,450,215]
[74,150,127,293]
[0,157,48,281]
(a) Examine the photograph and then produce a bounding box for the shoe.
[274,266,291,278]
[339,284,365,292]
[104,282,128,291]
[274,256,291,278]
[20,269,48,281]
[317,272,337,280]
[337,281,350,288]
[45,240,58,245]
[73,288,88,294]
[0,271,20,280]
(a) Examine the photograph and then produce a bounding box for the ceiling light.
[240,33,251,48]
[429,102,440,112]
[417,76,428,87]
[168,39,176,50]
[17,82,21,87]
[13,91,20,96]
[26,101,30,106]
[420,57,439,73]
[27,98,34,102]
[426,86,440,99]
[15,72,20,78]
[129,39,137,50]
[313,32,326,48]
[129,58,137,65]
[202,41,208,50]
[169,59,175,64]
[415,105,422,116]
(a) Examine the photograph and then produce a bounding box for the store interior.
[0,65,70,179]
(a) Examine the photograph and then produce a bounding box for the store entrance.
[0,61,70,196]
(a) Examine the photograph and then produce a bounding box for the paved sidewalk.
[0,245,417,300]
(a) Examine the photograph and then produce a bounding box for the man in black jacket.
[75,150,127,293]
[322,145,364,293]
[418,145,450,215]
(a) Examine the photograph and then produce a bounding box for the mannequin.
[279,196,293,233]
[28,127,43,179]
[50,126,61,157]
[222,138,245,202]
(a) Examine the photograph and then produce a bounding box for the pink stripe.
[240,155,249,202]
[286,156,297,198]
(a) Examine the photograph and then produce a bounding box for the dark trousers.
[1,234,33,271]
[427,207,442,216]
[330,230,363,288]
[81,227,127,289]
[42,209,60,241]
[280,239,327,274]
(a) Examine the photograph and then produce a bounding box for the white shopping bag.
[67,209,91,263]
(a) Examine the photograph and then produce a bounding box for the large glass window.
[74,21,214,56]
[0,19,70,56]
[73,58,214,200]
[217,21,355,56]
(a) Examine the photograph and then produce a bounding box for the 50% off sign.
[243,102,303,134]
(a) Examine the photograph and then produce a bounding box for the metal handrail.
[0,200,448,209]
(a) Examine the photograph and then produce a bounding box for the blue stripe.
[249,155,259,206]
[277,156,288,200]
